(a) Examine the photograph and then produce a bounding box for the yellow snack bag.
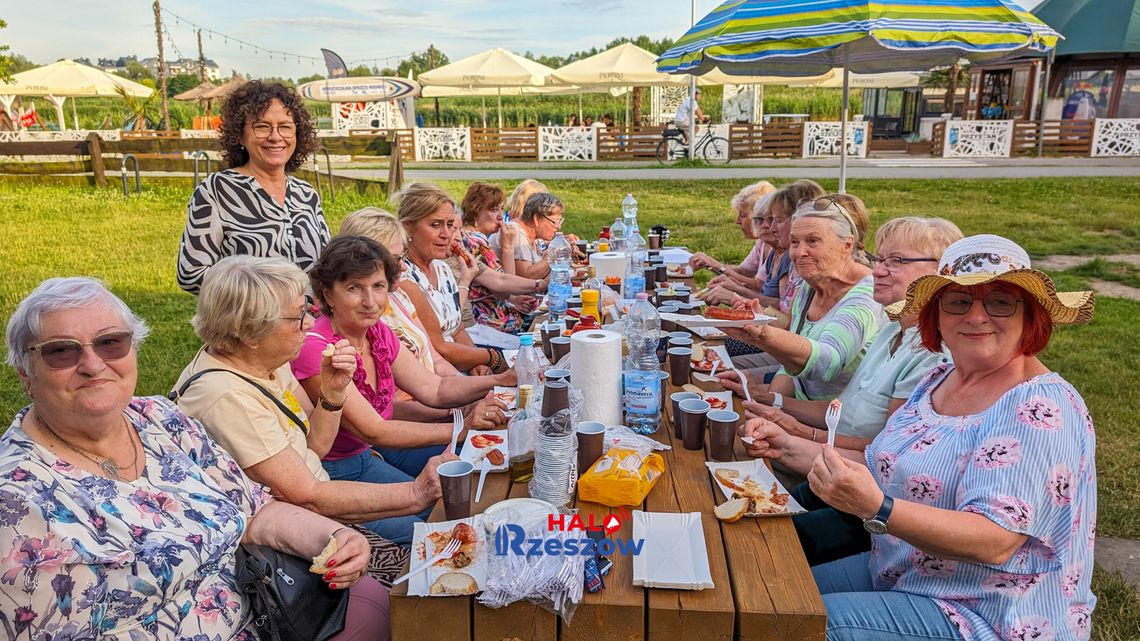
[577,447,665,507]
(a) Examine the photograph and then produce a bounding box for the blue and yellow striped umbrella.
[656,0,1060,76]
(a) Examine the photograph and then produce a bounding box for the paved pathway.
[335,156,1140,182]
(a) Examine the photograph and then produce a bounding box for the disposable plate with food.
[705,460,805,518]
[460,429,509,471]
[660,311,775,329]
[409,516,487,597]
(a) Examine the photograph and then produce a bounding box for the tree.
[116,84,159,130]
[167,73,199,97]
[0,19,14,83]
[923,63,970,116]
[296,73,325,85]
[9,53,35,74]
[117,60,154,82]
[397,48,449,79]
[347,64,375,77]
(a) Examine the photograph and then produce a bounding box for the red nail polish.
[324,571,336,580]
[327,559,337,568]
[328,583,337,589]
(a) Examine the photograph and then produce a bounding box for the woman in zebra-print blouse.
[177,81,330,295]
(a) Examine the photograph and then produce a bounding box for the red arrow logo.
[603,514,621,536]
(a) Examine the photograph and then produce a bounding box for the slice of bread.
[309,536,340,574]
[715,497,748,523]
[430,571,478,595]
[714,468,740,486]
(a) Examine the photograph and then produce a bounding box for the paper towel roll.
[570,330,623,426]
[589,252,628,281]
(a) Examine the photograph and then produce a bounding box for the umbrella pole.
[71,98,80,131]
[482,97,487,128]
[1037,50,1054,158]
[497,88,503,129]
[625,89,630,127]
[689,76,696,161]
[578,92,583,122]
[839,50,850,194]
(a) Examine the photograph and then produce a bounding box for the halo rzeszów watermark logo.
[493,508,644,556]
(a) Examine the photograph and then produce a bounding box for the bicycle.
[656,122,731,165]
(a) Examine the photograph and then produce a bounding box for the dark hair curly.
[309,235,402,316]
[217,81,317,173]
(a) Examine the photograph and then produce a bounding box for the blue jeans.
[372,444,446,478]
[791,483,870,566]
[813,553,959,641]
[322,449,433,547]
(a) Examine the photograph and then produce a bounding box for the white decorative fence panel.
[696,124,730,161]
[413,128,471,161]
[538,127,597,161]
[942,120,1014,158]
[1091,118,1140,157]
[180,129,219,139]
[801,122,869,158]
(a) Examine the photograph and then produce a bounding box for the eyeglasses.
[26,331,134,369]
[542,214,564,228]
[250,122,296,139]
[866,254,939,272]
[798,196,859,237]
[939,291,1024,317]
[751,215,786,227]
[281,307,311,331]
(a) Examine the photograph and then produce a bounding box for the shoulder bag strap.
[170,368,309,435]
[793,288,817,336]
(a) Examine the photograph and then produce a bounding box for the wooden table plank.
[645,414,735,641]
[391,467,512,641]
[473,479,558,641]
[561,498,644,641]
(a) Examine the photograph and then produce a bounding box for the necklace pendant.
[100,459,123,481]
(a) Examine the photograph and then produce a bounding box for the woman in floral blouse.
[2,277,387,640]
[771,235,1097,641]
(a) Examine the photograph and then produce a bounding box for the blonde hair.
[731,181,776,216]
[340,207,408,248]
[396,183,456,231]
[874,216,963,261]
[192,255,307,354]
[505,179,548,220]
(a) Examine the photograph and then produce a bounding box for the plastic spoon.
[474,457,491,503]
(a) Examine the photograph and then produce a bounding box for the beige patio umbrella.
[418,48,555,127]
[808,69,923,88]
[0,59,154,130]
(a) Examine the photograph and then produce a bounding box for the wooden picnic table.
[390,323,827,640]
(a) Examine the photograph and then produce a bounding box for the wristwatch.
[862,494,894,535]
[770,392,784,410]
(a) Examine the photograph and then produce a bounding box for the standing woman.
[177,81,328,295]
[397,183,505,375]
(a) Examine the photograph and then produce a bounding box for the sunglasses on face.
[866,254,939,272]
[27,331,134,369]
[940,291,1023,317]
[250,122,296,139]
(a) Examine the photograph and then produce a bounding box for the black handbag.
[234,544,349,641]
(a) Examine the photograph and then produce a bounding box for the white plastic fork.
[825,400,842,448]
[735,368,752,403]
[474,457,491,503]
[392,538,461,586]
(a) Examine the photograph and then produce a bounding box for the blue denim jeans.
[372,443,446,478]
[790,482,871,566]
[813,553,959,641]
[322,449,433,547]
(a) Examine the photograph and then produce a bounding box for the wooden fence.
[1011,120,1095,156]
[728,123,805,159]
[597,126,671,160]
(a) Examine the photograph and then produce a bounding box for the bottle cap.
[581,289,599,303]
[519,334,534,347]
[636,292,650,301]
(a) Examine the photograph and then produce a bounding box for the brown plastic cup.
[541,379,570,417]
[670,391,701,439]
[668,336,693,350]
[667,347,692,386]
[648,234,662,250]
[576,421,606,475]
[655,264,668,285]
[643,265,658,289]
[678,398,711,451]
[540,321,564,360]
[707,410,740,461]
[438,460,474,520]
[545,368,571,384]
[549,336,572,363]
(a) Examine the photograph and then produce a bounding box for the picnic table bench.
[390,335,827,640]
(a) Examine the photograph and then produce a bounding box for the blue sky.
[4,0,1045,79]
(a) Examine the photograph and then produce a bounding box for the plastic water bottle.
[609,217,627,254]
[621,193,638,232]
[623,292,662,434]
[547,232,573,324]
[514,334,543,390]
[627,221,648,267]
[622,255,646,301]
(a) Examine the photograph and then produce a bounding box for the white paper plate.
[705,460,806,517]
[460,429,509,472]
[409,515,487,597]
[689,325,726,340]
[631,511,714,590]
[661,311,775,329]
[483,497,557,533]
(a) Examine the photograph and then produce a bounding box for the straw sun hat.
[888,234,1095,325]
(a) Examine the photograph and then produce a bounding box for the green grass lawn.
[1,177,1138,638]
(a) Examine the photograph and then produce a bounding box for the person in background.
[583,115,595,127]
[4,277,389,640]
[503,178,549,225]
[690,180,777,304]
[739,216,962,566]
[674,87,705,144]
[397,183,507,375]
[797,234,1097,641]
[566,114,580,127]
[178,80,329,295]
[490,193,567,281]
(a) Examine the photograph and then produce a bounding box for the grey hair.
[520,192,564,223]
[192,255,308,354]
[791,201,860,258]
[6,277,150,372]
